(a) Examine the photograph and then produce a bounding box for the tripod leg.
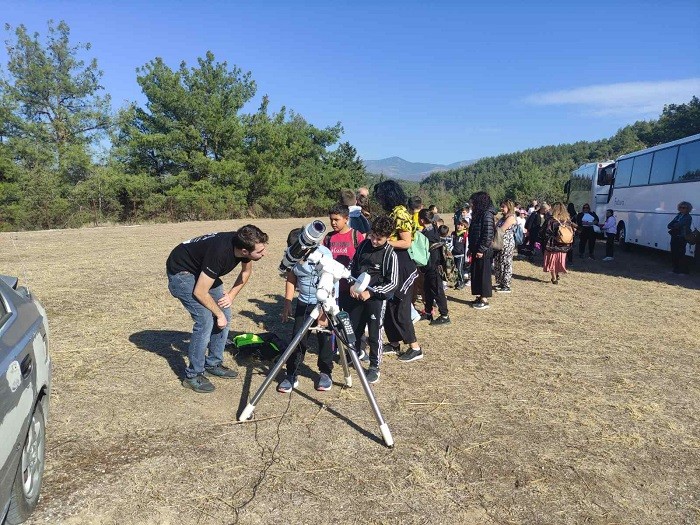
[337,338,352,388]
[345,349,394,448]
[238,307,320,421]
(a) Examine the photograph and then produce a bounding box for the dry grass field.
[2,218,699,525]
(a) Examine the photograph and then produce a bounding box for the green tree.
[652,96,700,144]
[115,52,256,180]
[1,20,111,184]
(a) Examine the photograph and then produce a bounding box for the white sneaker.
[603,257,614,261]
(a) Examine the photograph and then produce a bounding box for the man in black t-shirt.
[167,224,269,393]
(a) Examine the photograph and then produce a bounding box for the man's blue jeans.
[167,271,231,378]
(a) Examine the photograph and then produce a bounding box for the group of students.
[278,181,425,391]
[166,183,695,395]
[278,184,542,392]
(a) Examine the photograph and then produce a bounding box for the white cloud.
[525,78,700,117]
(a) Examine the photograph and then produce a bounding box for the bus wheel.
[618,223,630,251]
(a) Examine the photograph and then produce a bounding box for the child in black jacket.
[340,215,399,384]
[418,210,450,325]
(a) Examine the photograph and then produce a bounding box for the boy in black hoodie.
[340,215,399,384]
[418,210,450,325]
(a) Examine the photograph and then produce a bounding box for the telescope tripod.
[238,302,394,447]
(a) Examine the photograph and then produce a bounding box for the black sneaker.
[472,301,490,310]
[398,347,423,362]
[496,286,511,293]
[182,374,215,393]
[430,315,451,325]
[205,364,239,379]
[365,366,380,384]
[383,343,400,356]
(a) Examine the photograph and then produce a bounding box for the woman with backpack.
[494,200,517,293]
[542,202,574,284]
[373,180,423,362]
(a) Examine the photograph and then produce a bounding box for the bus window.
[615,158,633,187]
[597,165,615,186]
[674,140,700,182]
[649,146,678,185]
[630,152,652,186]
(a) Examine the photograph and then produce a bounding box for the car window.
[0,292,10,330]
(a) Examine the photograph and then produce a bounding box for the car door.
[0,280,40,518]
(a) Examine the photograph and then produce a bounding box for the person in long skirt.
[373,180,424,362]
[542,202,574,284]
[468,192,496,309]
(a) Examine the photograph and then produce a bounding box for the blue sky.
[2,0,699,164]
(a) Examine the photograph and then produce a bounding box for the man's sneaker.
[473,301,490,310]
[365,367,380,384]
[182,374,215,393]
[316,373,332,391]
[358,349,370,362]
[277,375,299,393]
[430,315,451,326]
[204,364,239,379]
[603,257,614,261]
[398,347,423,362]
[383,343,400,356]
[496,286,512,293]
[455,283,465,290]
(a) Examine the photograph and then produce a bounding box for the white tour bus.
[566,133,700,257]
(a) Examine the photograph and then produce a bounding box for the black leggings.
[286,300,333,377]
[671,236,689,273]
[579,228,596,256]
[341,295,385,368]
[423,268,448,316]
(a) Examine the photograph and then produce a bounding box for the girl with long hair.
[373,180,423,362]
[542,202,573,284]
[468,191,496,309]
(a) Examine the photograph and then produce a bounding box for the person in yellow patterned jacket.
[373,181,424,363]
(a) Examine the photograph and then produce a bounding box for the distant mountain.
[363,157,479,181]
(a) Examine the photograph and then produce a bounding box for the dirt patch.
[2,219,699,525]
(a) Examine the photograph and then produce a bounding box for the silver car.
[0,276,51,524]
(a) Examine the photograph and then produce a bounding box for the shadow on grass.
[129,329,189,378]
[515,240,700,290]
[231,343,383,446]
[291,388,385,447]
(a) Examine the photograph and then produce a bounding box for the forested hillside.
[0,20,698,231]
[419,98,700,210]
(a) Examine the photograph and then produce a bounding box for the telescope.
[240,220,393,447]
[278,220,326,275]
